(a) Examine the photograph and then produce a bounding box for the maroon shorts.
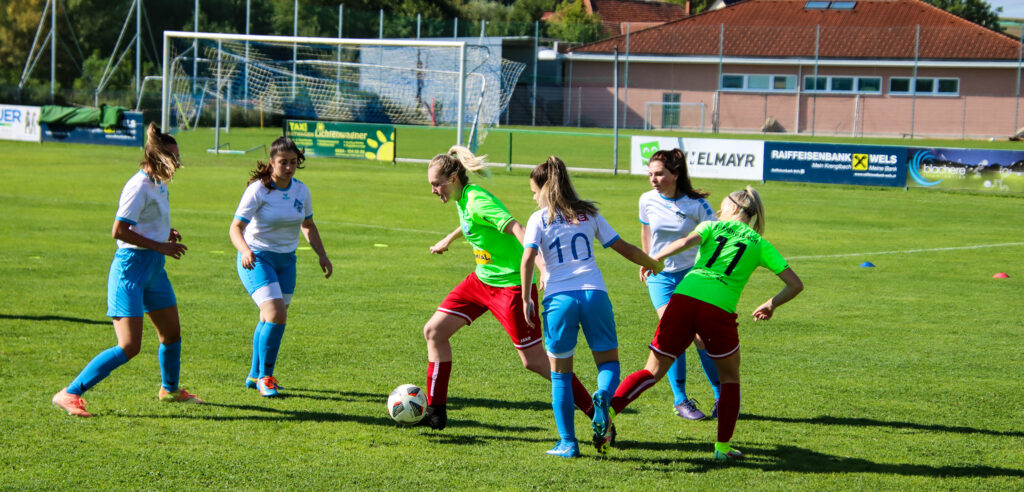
[437,272,542,349]
[650,294,740,359]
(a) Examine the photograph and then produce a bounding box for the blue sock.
[159,339,182,392]
[667,353,688,405]
[551,371,575,442]
[259,322,286,378]
[697,349,722,400]
[249,321,264,379]
[596,361,620,395]
[67,346,129,395]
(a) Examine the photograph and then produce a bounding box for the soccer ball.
[387,384,427,425]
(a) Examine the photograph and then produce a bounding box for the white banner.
[630,136,682,175]
[0,105,41,142]
[681,137,764,181]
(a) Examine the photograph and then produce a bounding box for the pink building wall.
[565,60,1024,138]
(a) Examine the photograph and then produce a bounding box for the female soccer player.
[421,146,594,430]
[52,123,202,417]
[639,149,721,420]
[521,157,662,458]
[230,136,332,397]
[595,186,803,460]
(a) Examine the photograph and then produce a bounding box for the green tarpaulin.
[40,104,127,128]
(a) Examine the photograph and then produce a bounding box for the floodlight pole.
[293,0,298,98]
[1014,35,1022,134]
[613,46,619,175]
[379,9,384,39]
[161,33,170,130]
[244,0,250,102]
[457,43,466,146]
[50,0,56,103]
[910,24,919,139]
[135,0,141,97]
[532,20,538,126]
[622,23,630,128]
[193,0,198,93]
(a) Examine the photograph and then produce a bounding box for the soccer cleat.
[52,389,92,417]
[245,377,258,389]
[673,398,706,420]
[713,442,744,461]
[546,439,581,458]
[417,405,447,430]
[591,390,612,454]
[158,387,204,404]
[256,376,280,397]
[710,399,719,419]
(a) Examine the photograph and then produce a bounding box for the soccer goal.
[161,31,525,154]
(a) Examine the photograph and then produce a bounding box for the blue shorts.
[106,248,177,318]
[541,290,617,358]
[646,268,690,309]
[237,250,297,303]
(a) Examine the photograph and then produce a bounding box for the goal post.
[161,31,524,151]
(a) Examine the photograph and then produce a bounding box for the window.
[803,76,828,91]
[857,78,881,92]
[720,74,797,92]
[831,77,854,92]
[663,93,681,128]
[803,75,879,93]
[805,1,830,8]
[830,1,856,9]
[890,77,959,96]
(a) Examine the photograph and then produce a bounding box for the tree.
[923,0,1003,32]
[546,0,604,44]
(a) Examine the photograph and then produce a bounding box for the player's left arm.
[301,217,332,279]
[752,268,803,321]
[651,232,702,262]
[505,219,547,290]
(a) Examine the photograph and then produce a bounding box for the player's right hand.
[158,241,188,259]
[241,251,256,270]
[523,298,536,329]
[429,240,450,254]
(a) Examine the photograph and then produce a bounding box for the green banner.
[285,120,395,162]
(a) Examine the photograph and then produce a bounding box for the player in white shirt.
[520,156,662,458]
[229,137,333,397]
[52,123,202,418]
[639,148,722,421]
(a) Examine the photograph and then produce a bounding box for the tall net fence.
[165,34,524,145]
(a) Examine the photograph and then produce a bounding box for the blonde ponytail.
[428,145,490,186]
[530,156,598,224]
[141,123,179,183]
[728,186,766,234]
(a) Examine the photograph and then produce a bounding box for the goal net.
[161,32,525,149]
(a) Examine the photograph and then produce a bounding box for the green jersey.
[456,184,524,287]
[676,220,789,313]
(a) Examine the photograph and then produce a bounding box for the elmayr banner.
[908,147,1024,193]
[630,136,764,181]
[41,111,142,147]
[284,119,395,162]
[0,104,41,142]
[764,142,906,188]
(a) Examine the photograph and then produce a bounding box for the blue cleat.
[257,376,280,397]
[546,439,581,458]
[245,377,258,389]
[591,390,614,454]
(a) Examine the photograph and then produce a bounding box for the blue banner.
[908,147,1024,193]
[41,112,143,147]
[764,142,907,188]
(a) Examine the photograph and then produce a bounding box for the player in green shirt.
[418,146,595,430]
[592,186,803,461]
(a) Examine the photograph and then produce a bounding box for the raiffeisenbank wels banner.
[630,136,764,180]
[764,142,906,187]
[0,104,41,142]
[908,147,1024,193]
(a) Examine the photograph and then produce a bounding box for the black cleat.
[417,405,447,430]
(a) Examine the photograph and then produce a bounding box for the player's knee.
[119,342,141,359]
[423,322,442,342]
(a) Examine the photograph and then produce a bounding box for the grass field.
[1,127,1023,490]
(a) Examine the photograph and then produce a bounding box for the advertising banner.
[0,104,41,142]
[908,147,1024,193]
[41,111,143,147]
[764,142,906,187]
[630,136,764,181]
[285,120,395,161]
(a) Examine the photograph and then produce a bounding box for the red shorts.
[650,294,740,359]
[438,272,543,349]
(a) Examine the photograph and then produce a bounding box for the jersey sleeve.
[638,195,649,225]
[302,185,313,220]
[695,220,715,243]
[469,188,516,233]
[523,211,543,250]
[758,238,790,274]
[233,184,261,223]
[593,214,620,248]
[115,180,146,225]
[697,198,717,223]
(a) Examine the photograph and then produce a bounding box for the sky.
[987,0,1024,19]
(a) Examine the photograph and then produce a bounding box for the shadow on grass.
[329,391,558,414]
[743,413,1024,438]
[603,438,1024,478]
[0,313,108,326]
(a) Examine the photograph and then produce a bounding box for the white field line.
[788,242,1024,260]
[0,193,446,235]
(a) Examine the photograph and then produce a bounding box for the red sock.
[426,361,452,407]
[717,382,740,443]
[611,369,657,414]
[571,373,594,417]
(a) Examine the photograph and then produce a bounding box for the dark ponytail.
[649,148,708,199]
[248,136,305,188]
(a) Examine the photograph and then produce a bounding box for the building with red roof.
[560,0,1024,138]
